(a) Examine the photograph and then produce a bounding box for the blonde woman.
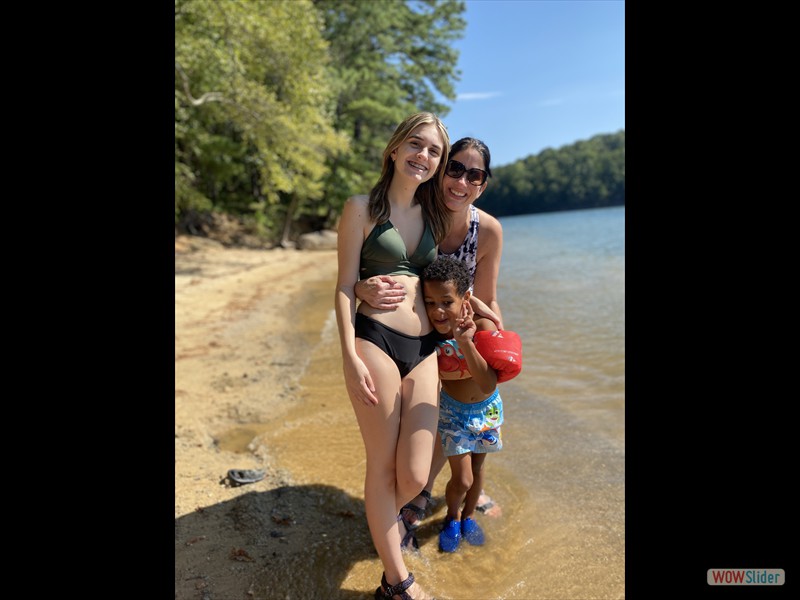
[335,112,451,599]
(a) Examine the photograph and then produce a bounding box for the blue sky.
[440,0,625,167]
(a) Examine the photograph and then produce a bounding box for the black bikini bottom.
[355,313,438,378]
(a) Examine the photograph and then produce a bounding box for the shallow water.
[223,207,625,598]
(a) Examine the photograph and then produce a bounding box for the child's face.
[424,280,467,335]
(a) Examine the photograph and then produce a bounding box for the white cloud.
[456,91,503,101]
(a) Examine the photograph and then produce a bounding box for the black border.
[626,2,791,595]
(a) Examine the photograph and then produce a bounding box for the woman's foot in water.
[375,572,435,600]
[476,490,502,517]
[398,490,432,549]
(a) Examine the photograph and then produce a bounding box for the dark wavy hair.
[367,112,452,244]
[450,137,492,180]
[422,256,472,297]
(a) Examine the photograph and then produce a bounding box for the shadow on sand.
[175,483,379,599]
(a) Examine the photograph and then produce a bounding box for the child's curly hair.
[422,256,471,296]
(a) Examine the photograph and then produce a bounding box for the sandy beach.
[174,233,625,600]
[175,235,356,599]
[176,236,424,599]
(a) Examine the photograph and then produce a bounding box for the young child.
[422,256,522,553]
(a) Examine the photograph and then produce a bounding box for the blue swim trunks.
[438,388,504,456]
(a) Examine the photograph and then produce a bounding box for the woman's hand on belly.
[354,275,406,310]
[357,276,430,335]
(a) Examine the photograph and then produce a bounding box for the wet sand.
[174,236,354,598]
[174,236,624,599]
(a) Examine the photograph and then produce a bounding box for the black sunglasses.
[444,159,488,186]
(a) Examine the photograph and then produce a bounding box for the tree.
[175,0,466,244]
[175,0,347,241]
[477,131,625,216]
[313,0,466,213]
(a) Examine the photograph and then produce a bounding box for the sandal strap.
[400,502,425,522]
[399,489,432,524]
[384,572,415,598]
[397,514,419,550]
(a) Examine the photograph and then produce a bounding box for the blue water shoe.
[461,517,485,546]
[439,517,461,552]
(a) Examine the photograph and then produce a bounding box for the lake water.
[263,206,625,599]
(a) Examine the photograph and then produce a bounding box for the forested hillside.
[477,130,625,217]
[175,0,465,245]
[175,0,624,246]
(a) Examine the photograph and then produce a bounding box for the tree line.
[476,130,625,217]
[175,0,624,246]
[175,0,465,245]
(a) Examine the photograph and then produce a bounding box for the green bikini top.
[360,220,437,278]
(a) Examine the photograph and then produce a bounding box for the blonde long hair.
[367,112,451,244]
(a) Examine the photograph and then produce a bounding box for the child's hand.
[453,301,477,343]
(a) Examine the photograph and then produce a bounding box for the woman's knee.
[397,451,432,495]
[396,446,434,495]
[396,469,428,500]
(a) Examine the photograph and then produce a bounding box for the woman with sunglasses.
[355,137,505,549]
[336,112,449,599]
[438,137,503,327]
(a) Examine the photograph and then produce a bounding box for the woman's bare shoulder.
[477,208,503,241]
[346,195,370,207]
[342,195,371,220]
[477,208,502,230]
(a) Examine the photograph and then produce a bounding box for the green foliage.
[312,0,466,212]
[476,131,626,217]
[174,0,619,239]
[175,0,466,243]
[175,0,347,239]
